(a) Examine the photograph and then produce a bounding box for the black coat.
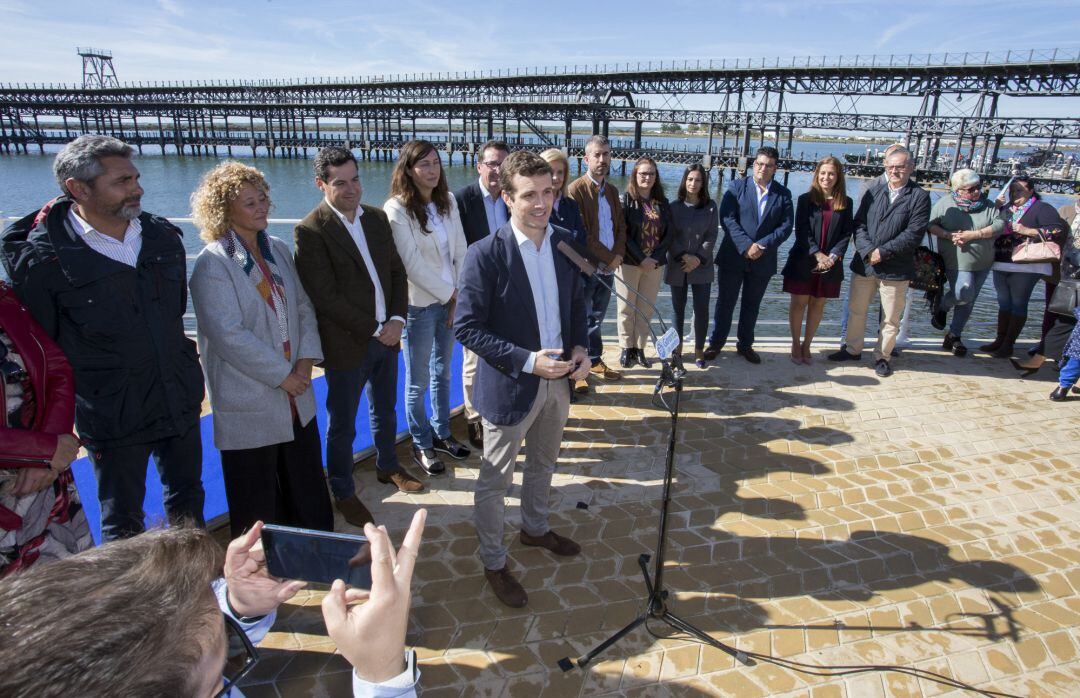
[782,193,854,284]
[550,196,587,248]
[850,180,931,281]
[454,182,498,247]
[1,197,204,449]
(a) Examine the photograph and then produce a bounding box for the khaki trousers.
[614,264,663,351]
[474,378,570,570]
[462,347,479,422]
[844,273,910,362]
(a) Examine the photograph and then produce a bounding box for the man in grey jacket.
[829,147,930,377]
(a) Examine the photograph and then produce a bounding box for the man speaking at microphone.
[454,151,590,608]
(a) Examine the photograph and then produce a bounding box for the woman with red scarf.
[0,281,91,577]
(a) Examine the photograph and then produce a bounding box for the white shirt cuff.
[523,351,538,375]
[351,664,418,698]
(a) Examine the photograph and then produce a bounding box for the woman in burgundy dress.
[0,281,91,577]
[781,156,854,364]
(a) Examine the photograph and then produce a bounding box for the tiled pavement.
[239,341,1080,697]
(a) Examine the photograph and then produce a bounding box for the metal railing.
[4,48,1077,91]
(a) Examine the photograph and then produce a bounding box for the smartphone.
[260,524,372,588]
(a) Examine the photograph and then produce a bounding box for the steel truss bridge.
[1,48,1078,193]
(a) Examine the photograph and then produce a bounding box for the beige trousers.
[844,274,910,362]
[462,347,479,422]
[614,264,663,352]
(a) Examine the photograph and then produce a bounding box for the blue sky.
[2,0,1079,118]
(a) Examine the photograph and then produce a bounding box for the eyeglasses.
[637,171,657,178]
[480,161,503,170]
[0,342,29,386]
[957,185,980,193]
[884,165,909,172]
[214,614,260,697]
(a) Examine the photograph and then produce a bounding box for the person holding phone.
[0,509,428,697]
[454,151,590,609]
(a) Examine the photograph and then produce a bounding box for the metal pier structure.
[2,49,1078,193]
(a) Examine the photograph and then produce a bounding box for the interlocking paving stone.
[238,344,1080,696]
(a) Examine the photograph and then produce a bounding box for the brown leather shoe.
[466,421,483,449]
[573,378,590,394]
[520,529,581,557]
[376,468,424,493]
[484,565,527,608]
[702,345,721,360]
[589,360,622,381]
[334,495,375,528]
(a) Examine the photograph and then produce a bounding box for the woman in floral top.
[618,157,672,369]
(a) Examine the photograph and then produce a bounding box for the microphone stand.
[555,242,753,671]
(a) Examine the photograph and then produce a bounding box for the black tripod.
[558,351,754,671]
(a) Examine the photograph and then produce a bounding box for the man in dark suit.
[454,140,511,449]
[455,151,590,609]
[294,147,419,529]
[705,146,794,364]
[829,146,930,377]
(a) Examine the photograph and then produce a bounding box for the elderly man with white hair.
[926,169,1006,356]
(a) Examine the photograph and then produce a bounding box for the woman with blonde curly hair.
[188,162,332,536]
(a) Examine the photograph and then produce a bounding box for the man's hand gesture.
[322,509,427,684]
[225,521,306,618]
[532,349,572,379]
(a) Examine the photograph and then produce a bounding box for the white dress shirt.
[511,222,563,376]
[68,208,142,267]
[588,174,616,272]
[325,200,405,335]
[755,181,770,220]
[479,178,508,236]
[425,203,455,288]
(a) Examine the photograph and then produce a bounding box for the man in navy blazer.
[705,146,794,364]
[454,151,589,609]
[454,140,511,449]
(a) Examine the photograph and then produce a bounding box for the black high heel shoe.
[1009,355,1045,378]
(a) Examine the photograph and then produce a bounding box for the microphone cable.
[642,617,1023,698]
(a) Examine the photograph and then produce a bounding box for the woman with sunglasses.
[0,281,90,577]
[926,169,1006,356]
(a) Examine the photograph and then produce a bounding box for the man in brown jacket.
[566,135,625,391]
[294,147,419,528]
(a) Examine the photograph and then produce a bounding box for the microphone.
[556,240,597,276]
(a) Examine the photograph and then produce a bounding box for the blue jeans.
[584,273,614,364]
[942,268,991,336]
[401,302,452,449]
[993,270,1041,317]
[323,339,400,499]
[1060,357,1080,388]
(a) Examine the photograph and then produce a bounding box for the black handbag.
[910,245,946,293]
[1049,279,1080,317]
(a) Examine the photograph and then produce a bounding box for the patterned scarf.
[640,200,662,255]
[223,231,291,361]
[951,191,988,213]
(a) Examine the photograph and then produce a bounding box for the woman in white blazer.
[189,162,332,536]
[384,140,471,474]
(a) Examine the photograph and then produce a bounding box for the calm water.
[1,142,1071,343]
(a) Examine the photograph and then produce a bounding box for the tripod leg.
[638,554,655,598]
[661,610,755,666]
[559,611,649,672]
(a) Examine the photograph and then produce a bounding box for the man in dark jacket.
[0,135,205,541]
[829,146,930,377]
[454,140,511,449]
[294,147,418,529]
[705,146,794,364]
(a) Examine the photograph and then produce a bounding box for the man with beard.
[566,135,625,392]
[1,135,206,541]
